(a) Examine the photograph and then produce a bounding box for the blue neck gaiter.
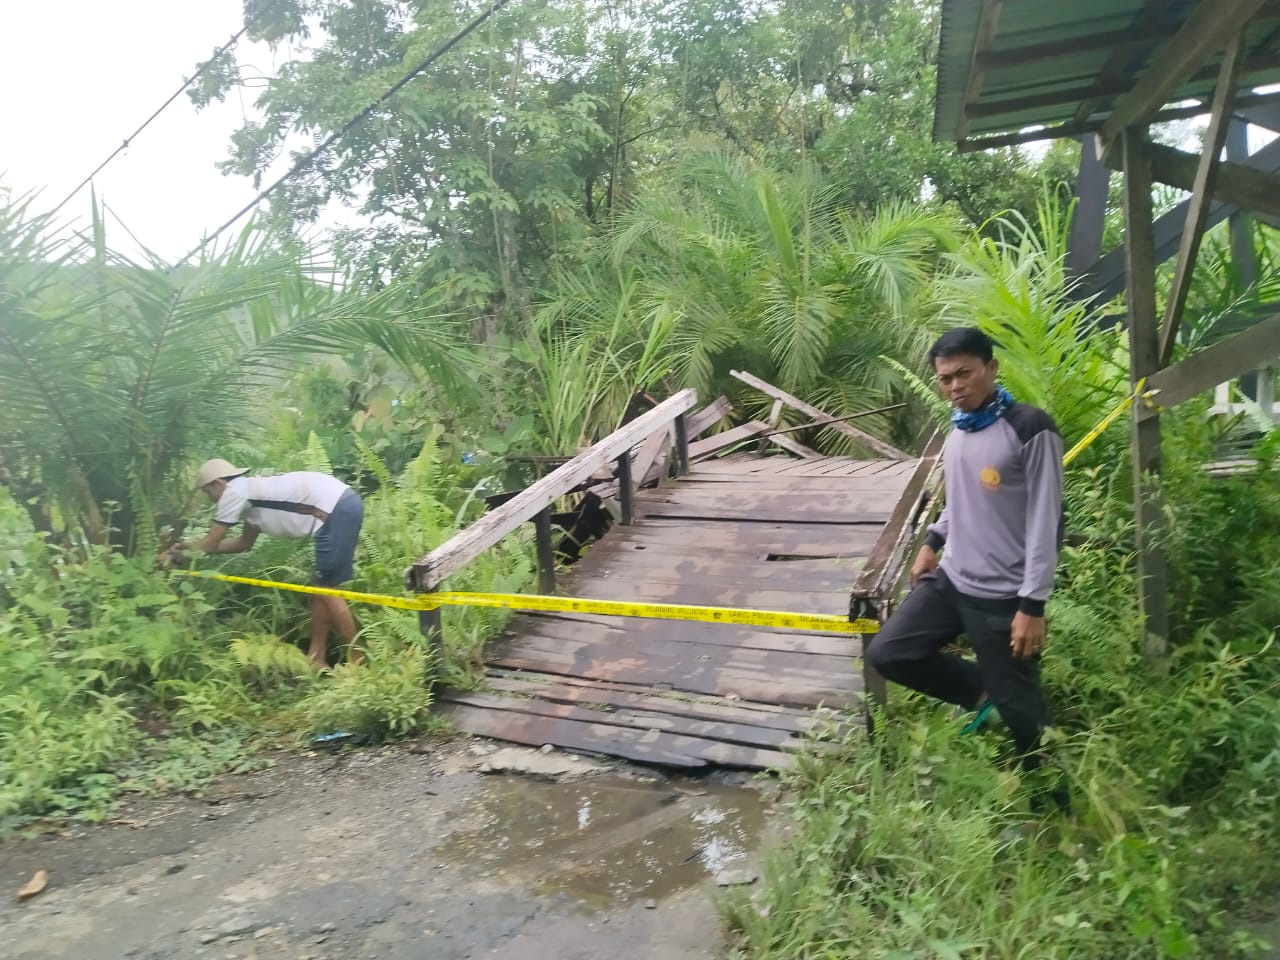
[952,385,1015,432]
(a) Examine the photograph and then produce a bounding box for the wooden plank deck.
[438,453,917,771]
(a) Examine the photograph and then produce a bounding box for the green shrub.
[299,622,436,737]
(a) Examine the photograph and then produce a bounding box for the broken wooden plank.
[479,674,819,732]
[484,669,812,717]
[439,703,708,767]
[768,433,821,458]
[687,421,771,461]
[730,370,909,459]
[850,431,945,602]
[631,425,673,488]
[686,396,734,438]
[438,691,800,751]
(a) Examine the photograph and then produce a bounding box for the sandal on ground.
[959,700,998,735]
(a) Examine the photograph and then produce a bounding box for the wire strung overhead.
[49,23,255,219]
[179,0,514,266]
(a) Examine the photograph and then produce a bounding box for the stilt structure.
[934,0,1280,658]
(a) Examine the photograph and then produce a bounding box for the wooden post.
[674,413,690,476]
[1121,129,1170,662]
[534,507,556,594]
[417,586,445,683]
[1158,32,1244,367]
[615,453,634,526]
[1228,119,1260,404]
[1067,134,1108,275]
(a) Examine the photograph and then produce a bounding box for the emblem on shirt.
[979,466,1001,490]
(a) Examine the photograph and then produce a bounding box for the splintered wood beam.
[1139,313,1280,417]
[1160,33,1247,367]
[729,370,909,459]
[1099,0,1269,144]
[408,388,698,590]
[956,0,1004,142]
[1121,129,1170,660]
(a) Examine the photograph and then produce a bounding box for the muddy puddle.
[436,775,767,909]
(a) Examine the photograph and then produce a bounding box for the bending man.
[865,327,1067,810]
[172,459,365,668]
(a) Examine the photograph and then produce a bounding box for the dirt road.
[1,740,769,960]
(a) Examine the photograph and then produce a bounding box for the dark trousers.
[864,568,1052,772]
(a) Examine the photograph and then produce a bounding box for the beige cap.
[194,458,249,489]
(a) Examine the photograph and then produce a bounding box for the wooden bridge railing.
[406,388,700,665]
[848,430,945,725]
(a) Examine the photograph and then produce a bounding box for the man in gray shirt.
[865,327,1067,809]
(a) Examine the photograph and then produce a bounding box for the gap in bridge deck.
[438,455,918,771]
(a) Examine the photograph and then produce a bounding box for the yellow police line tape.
[1061,378,1161,468]
[174,569,882,635]
[175,386,1154,634]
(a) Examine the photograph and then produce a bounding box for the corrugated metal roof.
[934,0,1280,146]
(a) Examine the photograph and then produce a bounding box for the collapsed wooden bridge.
[407,374,941,771]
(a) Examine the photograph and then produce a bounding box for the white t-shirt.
[214,472,349,539]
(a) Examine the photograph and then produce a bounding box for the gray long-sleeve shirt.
[923,403,1064,616]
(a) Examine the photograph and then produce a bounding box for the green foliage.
[932,194,1130,451]
[530,153,955,452]
[0,535,218,822]
[729,520,1280,959]
[0,190,478,554]
[299,625,435,737]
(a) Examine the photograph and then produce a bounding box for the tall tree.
[197,0,1070,324]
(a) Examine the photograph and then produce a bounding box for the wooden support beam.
[1099,141,1280,222]
[729,370,909,459]
[1121,130,1170,661]
[1160,33,1247,367]
[849,432,945,732]
[956,0,1004,141]
[409,388,698,590]
[1149,143,1280,220]
[1139,312,1280,416]
[1078,134,1280,304]
[1099,0,1269,145]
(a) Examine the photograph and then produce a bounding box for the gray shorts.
[313,488,363,586]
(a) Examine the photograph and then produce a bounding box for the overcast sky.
[1,0,355,261]
[5,3,1275,263]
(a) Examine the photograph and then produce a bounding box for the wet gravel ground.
[1,739,772,960]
